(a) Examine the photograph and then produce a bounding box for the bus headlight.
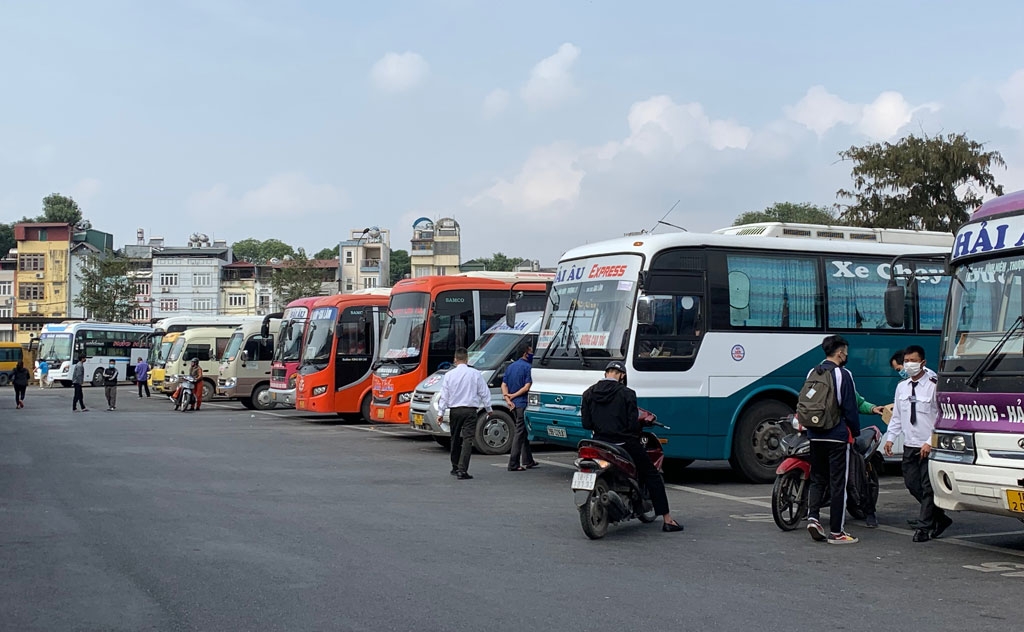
[528,393,540,407]
[397,392,413,404]
[312,385,328,396]
[431,392,441,412]
[222,377,237,389]
[288,373,298,389]
[931,430,975,464]
[167,375,179,384]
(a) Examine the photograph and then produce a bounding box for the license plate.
[571,472,597,490]
[412,413,424,426]
[1007,490,1024,513]
[547,426,567,438]
[296,401,305,410]
[376,408,384,419]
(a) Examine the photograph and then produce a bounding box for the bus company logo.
[730,345,745,361]
[1018,437,1024,449]
[424,374,442,388]
[444,297,466,303]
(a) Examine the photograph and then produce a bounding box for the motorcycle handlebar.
[652,420,670,430]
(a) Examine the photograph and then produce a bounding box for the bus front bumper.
[217,378,237,398]
[269,388,295,407]
[930,460,1024,519]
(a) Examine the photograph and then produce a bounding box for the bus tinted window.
[726,254,821,328]
[244,335,274,362]
[430,291,473,369]
[184,344,212,362]
[825,257,902,330]
[915,264,950,332]
[479,291,510,334]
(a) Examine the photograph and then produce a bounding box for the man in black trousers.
[436,347,493,480]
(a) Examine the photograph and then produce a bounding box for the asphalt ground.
[3,385,1024,631]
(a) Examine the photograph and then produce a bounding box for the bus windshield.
[275,316,308,363]
[167,337,186,363]
[222,332,244,363]
[149,334,167,366]
[303,307,338,366]
[38,333,73,363]
[467,332,529,371]
[380,292,429,361]
[943,254,1024,373]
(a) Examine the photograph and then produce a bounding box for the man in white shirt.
[883,344,952,542]
[437,347,493,480]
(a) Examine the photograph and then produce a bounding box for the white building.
[150,234,231,318]
[0,249,15,341]
[338,227,390,292]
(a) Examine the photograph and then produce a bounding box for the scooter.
[771,415,883,531]
[571,408,669,540]
[173,375,198,412]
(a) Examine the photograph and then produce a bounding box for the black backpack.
[796,365,840,430]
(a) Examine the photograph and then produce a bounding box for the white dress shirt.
[437,363,493,419]
[885,372,939,448]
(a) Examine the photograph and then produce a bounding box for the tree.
[733,202,840,226]
[231,238,296,264]
[314,244,339,260]
[477,252,526,272]
[389,248,410,285]
[73,253,138,322]
[836,132,1006,232]
[0,223,14,259]
[269,252,326,304]
[40,193,83,225]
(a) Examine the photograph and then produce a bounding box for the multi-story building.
[124,229,154,324]
[150,234,231,319]
[338,227,390,292]
[0,249,16,342]
[220,262,271,315]
[409,217,461,278]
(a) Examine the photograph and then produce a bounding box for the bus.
[148,315,263,387]
[36,321,153,387]
[217,317,281,410]
[513,224,952,482]
[895,189,1024,519]
[159,326,235,401]
[269,297,322,408]
[370,273,552,424]
[0,341,25,386]
[294,289,392,419]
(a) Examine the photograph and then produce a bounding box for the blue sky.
[2,0,1024,264]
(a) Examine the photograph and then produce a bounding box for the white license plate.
[547,426,567,438]
[571,472,597,491]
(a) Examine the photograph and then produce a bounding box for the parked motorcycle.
[173,375,198,412]
[571,408,667,539]
[771,415,883,531]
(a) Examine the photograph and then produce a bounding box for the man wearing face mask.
[502,342,539,471]
[884,345,952,542]
[103,360,119,411]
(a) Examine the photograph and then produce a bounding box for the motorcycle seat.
[854,427,879,456]
[579,439,635,465]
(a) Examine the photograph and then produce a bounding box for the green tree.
[73,253,138,322]
[474,252,527,272]
[0,223,14,259]
[269,252,326,304]
[313,244,340,260]
[231,238,296,264]
[40,193,83,225]
[836,132,1006,232]
[389,248,410,285]
[732,202,840,226]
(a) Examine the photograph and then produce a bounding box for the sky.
[2,0,1024,265]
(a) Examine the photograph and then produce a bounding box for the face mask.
[525,353,534,363]
[904,361,922,376]
[897,368,909,379]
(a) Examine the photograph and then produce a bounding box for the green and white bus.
[36,321,154,387]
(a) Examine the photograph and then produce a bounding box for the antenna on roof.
[648,200,685,233]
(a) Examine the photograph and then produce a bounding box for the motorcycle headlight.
[397,392,413,404]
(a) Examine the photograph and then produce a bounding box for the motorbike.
[571,408,668,540]
[173,375,198,412]
[771,415,883,531]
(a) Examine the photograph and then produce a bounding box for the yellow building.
[409,217,461,278]
[13,223,73,344]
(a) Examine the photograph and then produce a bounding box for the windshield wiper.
[564,299,588,367]
[967,314,1024,388]
[539,319,568,366]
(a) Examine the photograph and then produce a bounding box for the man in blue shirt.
[502,342,539,471]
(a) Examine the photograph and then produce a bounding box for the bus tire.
[434,436,451,450]
[729,399,793,484]
[201,379,215,403]
[475,409,514,455]
[0,373,8,386]
[360,392,372,423]
[91,368,105,387]
[251,384,277,410]
[240,399,256,410]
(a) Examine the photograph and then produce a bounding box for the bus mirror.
[884,285,906,328]
[241,349,249,366]
[429,315,440,333]
[28,336,39,351]
[505,302,517,328]
[636,296,655,326]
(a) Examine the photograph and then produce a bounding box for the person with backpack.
[799,335,861,544]
[12,361,30,408]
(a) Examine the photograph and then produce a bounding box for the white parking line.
[954,530,1024,539]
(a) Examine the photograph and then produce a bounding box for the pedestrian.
[189,358,204,411]
[883,345,953,542]
[103,359,119,411]
[72,355,88,412]
[12,360,30,408]
[804,334,861,544]
[135,356,151,398]
[436,347,492,480]
[581,361,684,532]
[38,359,49,388]
[502,342,539,471]
[891,349,936,380]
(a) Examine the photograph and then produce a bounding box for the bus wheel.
[0,373,8,386]
[729,400,793,484]
[433,436,451,450]
[201,379,216,402]
[360,393,372,423]
[91,369,105,387]
[476,410,514,455]
[240,399,256,410]
[251,384,277,410]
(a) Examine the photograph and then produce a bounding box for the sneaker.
[807,518,827,542]
[827,532,859,544]
[931,515,953,539]
[865,514,879,528]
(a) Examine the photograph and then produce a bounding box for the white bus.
[149,315,264,384]
[36,321,154,387]
[514,223,953,482]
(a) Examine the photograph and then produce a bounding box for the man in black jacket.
[581,361,683,532]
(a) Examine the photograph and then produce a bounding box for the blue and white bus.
[518,223,952,482]
[36,322,154,387]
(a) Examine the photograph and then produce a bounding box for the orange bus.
[370,273,552,424]
[294,289,392,420]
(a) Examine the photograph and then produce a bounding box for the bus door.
[427,290,473,374]
[240,333,275,392]
[334,306,376,390]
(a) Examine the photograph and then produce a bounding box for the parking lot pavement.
[3,386,1024,631]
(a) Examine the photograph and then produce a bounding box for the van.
[160,326,234,402]
[217,319,280,410]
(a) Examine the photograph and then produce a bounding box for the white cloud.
[520,43,580,110]
[616,95,753,155]
[785,86,940,141]
[482,88,510,119]
[468,142,584,213]
[370,51,430,93]
[784,86,861,137]
[187,173,346,220]
[999,69,1024,130]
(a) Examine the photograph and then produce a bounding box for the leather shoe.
[450,468,458,476]
[912,529,930,542]
[932,515,953,539]
[525,462,540,469]
[456,472,473,480]
[662,521,684,533]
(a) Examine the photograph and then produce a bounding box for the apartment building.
[0,250,15,342]
[409,217,461,278]
[220,262,277,315]
[338,227,389,292]
[150,234,231,319]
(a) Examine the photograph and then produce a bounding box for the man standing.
[38,359,49,388]
[72,356,88,412]
[437,347,492,480]
[189,358,204,411]
[135,356,151,398]
[884,345,952,542]
[103,360,119,411]
[502,342,539,471]
[805,335,861,544]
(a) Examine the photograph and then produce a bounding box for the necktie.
[909,381,918,426]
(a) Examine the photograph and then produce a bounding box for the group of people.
[805,335,952,545]
[10,355,162,413]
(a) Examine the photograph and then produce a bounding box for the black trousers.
[449,407,479,473]
[138,380,150,397]
[72,384,85,410]
[507,406,534,468]
[14,384,26,403]
[903,447,946,529]
[597,435,671,516]
[808,440,850,535]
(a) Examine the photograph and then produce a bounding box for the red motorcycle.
[571,408,668,539]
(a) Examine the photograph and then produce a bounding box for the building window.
[345,278,354,291]
[362,277,378,289]
[345,250,354,264]
[18,254,45,271]
[192,272,212,287]
[228,294,248,307]
[134,282,151,296]
[0,281,11,296]
[131,307,150,321]
[0,307,11,318]
[159,273,179,287]
[18,322,43,333]
[434,266,446,276]
[193,298,214,311]
[258,295,271,307]
[37,229,48,242]
[415,266,431,277]
[159,299,179,311]
[19,283,45,300]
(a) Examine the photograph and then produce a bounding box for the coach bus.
[269,296,322,407]
[512,223,952,482]
[148,315,261,387]
[294,289,392,419]
[370,272,551,424]
[892,190,1024,519]
[36,321,153,387]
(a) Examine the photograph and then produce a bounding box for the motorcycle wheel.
[579,480,610,540]
[771,470,807,531]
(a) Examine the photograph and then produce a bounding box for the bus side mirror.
[505,302,517,328]
[429,315,440,333]
[241,349,249,367]
[636,296,655,326]
[884,284,906,328]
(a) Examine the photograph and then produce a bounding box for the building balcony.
[409,249,433,257]
[360,259,381,272]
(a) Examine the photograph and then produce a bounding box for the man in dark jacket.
[581,361,682,532]
[103,360,119,411]
[806,335,861,544]
[12,361,30,408]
